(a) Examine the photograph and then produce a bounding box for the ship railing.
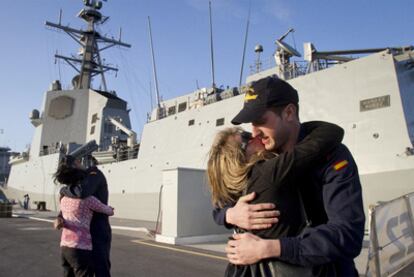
[249,57,276,73]
[249,58,308,79]
[9,151,29,164]
[114,144,139,162]
[154,87,240,122]
[364,192,414,276]
[39,147,62,157]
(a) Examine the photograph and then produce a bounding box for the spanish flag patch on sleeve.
[333,160,348,171]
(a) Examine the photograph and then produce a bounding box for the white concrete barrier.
[155,167,230,245]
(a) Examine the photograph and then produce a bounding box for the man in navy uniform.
[60,156,112,277]
[214,76,365,276]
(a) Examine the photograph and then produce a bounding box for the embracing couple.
[207,76,365,276]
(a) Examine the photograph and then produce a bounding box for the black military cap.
[231,76,299,125]
[62,155,76,167]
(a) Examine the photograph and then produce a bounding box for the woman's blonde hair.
[207,127,268,208]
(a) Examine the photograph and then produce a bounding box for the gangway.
[360,192,414,276]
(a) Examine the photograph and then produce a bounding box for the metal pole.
[238,1,251,88]
[369,205,382,277]
[147,16,161,108]
[404,195,414,251]
[278,28,294,42]
[149,79,153,110]
[94,40,108,91]
[209,1,216,89]
[58,9,62,25]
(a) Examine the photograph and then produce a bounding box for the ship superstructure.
[4,1,414,242]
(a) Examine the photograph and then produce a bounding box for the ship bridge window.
[104,123,114,134]
[216,118,225,126]
[188,119,195,126]
[90,126,95,135]
[168,106,176,115]
[91,113,98,123]
[178,102,187,112]
[42,145,49,155]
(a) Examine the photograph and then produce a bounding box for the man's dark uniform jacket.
[213,123,365,277]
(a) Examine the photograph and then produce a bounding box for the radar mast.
[45,0,131,91]
[274,28,301,80]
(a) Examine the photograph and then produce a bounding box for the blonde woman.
[207,121,343,277]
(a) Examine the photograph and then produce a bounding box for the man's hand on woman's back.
[53,217,64,230]
[226,232,281,265]
[226,192,280,230]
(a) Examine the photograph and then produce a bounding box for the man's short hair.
[269,103,299,118]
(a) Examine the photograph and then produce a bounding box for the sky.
[0,0,413,152]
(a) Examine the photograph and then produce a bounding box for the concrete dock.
[2,208,414,276]
[0,209,227,277]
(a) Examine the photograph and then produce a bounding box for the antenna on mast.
[254,44,263,73]
[147,16,161,109]
[149,79,153,110]
[147,16,165,120]
[58,9,62,25]
[208,1,216,90]
[274,28,301,80]
[238,0,251,88]
[45,0,131,91]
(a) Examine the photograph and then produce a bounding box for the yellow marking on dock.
[131,239,227,261]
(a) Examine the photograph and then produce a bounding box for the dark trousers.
[92,239,111,277]
[61,246,93,277]
[90,217,112,277]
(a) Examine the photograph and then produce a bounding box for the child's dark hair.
[54,161,86,185]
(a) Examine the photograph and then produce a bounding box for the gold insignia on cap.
[244,86,258,103]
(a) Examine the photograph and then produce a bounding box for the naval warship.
[4,0,414,245]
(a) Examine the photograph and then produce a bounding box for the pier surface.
[0,210,227,277]
[1,209,414,276]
